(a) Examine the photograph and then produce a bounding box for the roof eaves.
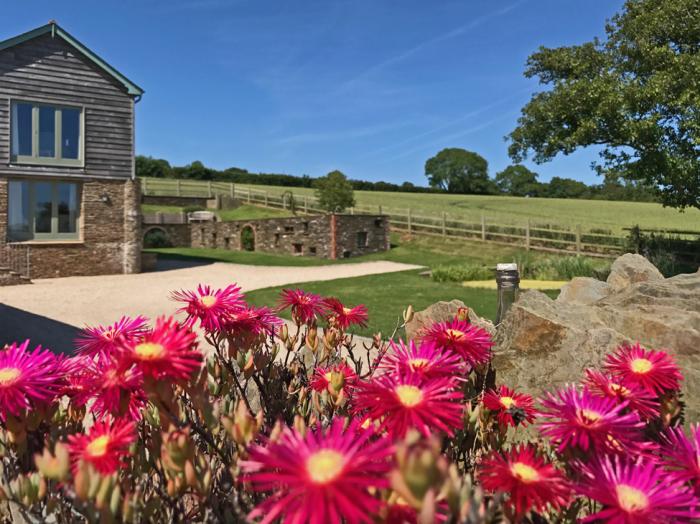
[0,22,144,97]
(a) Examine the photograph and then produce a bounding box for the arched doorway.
[240,225,255,251]
[143,227,172,248]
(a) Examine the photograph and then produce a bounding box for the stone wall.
[184,214,389,259]
[141,195,210,208]
[144,224,191,248]
[1,178,141,279]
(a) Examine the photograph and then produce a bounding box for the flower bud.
[279,324,289,343]
[34,443,70,482]
[403,305,415,324]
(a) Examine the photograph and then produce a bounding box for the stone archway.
[143,226,172,248]
[240,225,255,251]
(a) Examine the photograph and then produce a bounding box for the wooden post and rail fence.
[139,177,700,260]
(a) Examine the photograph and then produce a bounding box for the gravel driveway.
[0,260,420,353]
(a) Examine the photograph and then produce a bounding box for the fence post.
[207,180,212,198]
[526,219,530,251]
[442,212,446,237]
[142,178,148,195]
[576,224,582,255]
[229,183,234,198]
[407,208,412,238]
[246,189,251,204]
[350,207,354,215]
[378,205,382,215]
[481,214,486,241]
[264,192,269,207]
[176,179,181,197]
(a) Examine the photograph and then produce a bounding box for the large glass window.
[7,180,81,241]
[11,102,83,166]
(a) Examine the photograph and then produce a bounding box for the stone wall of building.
[1,178,141,279]
[185,214,389,259]
[332,214,390,259]
[144,224,191,248]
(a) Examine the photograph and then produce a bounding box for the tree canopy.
[314,170,356,213]
[508,0,700,209]
[425,148,493,194]
[495,165,540,196]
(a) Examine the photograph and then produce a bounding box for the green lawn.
[245,270,559,337]
[231,183,699,234]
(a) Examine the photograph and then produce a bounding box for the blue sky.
[4,0,624,185]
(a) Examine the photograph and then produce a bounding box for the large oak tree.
[508,0,700,209]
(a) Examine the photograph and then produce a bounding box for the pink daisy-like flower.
[660,424,700,488]
[241,418,393,524]
[71,356,146,421]
[75,316,148,359]
[310,362,357,393]
[352,371,464,438]
[603,343,683,394]
[377,340,465,380]
[583,368,660,419]
[483,385,536,428]
[538,385,647,455]
[67,418,136,475]
[225,305,282,337]
[576,454,700,523]
[0,340,62,419]
[279,289,326,325]
[121,317,202,382]
[171,284,244,332]
[419,319,492,367]
[323,298,368,329]
[478,444,570,517]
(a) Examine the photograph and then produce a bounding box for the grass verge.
[245,270,559,337]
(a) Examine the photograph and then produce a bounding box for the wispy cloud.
[275,120,416,146]
[334,1,525,95]
[380,111,518,162]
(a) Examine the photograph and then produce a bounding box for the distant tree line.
[136,154,658,203]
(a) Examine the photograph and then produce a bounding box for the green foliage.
[494,165,540,196]
[136,155,173,178]
[143,229,172,248]
[625,226,699,276]
[431,264,494,283]
[314,170,356,212]
[509,0,700,209]
[513,253,610,281]
[425,148,494,194]
[240,227,255,251]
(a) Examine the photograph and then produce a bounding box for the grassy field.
[231,183,699,233]
[245,270,559,337]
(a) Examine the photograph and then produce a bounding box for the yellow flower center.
[134,342,165,360]
[200,295,217,308]
[510,462,540,483]
[630,358,652,374]
[445,329,465,341]
[324,372,333,381]
[580,409,602,424]
[500,396,516,409]
[86,435,110,458]
[342,307,352,314]
[0,367,21,387]
[408,358,430,370]
[616,484,649,512]
[609,383,631,396]
[395,385,423,407]
[306,449,345,484]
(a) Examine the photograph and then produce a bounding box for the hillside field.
[231,183,699,234]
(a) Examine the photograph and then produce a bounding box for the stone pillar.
[123,178,142,274]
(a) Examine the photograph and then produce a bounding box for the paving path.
[0,260,420,352]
